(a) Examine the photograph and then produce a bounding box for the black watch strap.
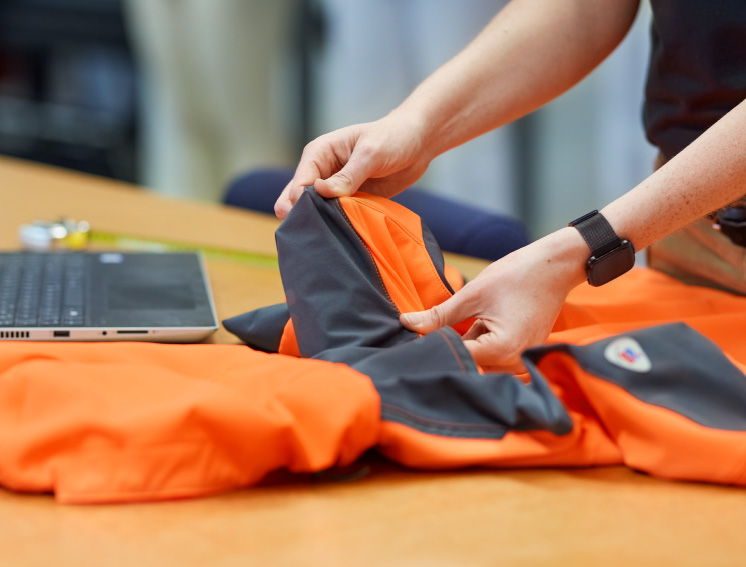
[569,210,620,258]
[569,210,635,286]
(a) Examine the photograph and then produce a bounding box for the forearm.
[603,98,746,251]
[393,0,640,159]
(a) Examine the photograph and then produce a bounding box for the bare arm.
[397,0,641,160]
[603,98,746,250]
[275,0,641,217]
[402,98,746,371]
[275,0,746,372]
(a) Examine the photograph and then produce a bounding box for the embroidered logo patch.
[603,337,652,373]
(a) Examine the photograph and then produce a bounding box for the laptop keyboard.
[0,253,87,327]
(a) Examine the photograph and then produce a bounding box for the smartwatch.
[569,210,635,287]
[715,207,746,248]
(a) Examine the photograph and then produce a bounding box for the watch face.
[586,241,636,286]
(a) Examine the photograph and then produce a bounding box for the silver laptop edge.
[0,252,219,343]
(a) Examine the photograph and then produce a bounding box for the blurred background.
[0,0,657,239]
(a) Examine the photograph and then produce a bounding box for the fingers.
[276,151,378,218]
[275,132,339,219]
[274,186,297,220]
[463,333,527,374]
[403,306,526,373]
[274,158,321,220]
[400,293,474,335]
[461,319,487,341]
[275,138,360,219]
[275,120,424,218]
[405,303,527,372]
[314,149,376,199]
[473,358,527,376]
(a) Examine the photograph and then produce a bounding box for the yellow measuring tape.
[19,219,279,268]
[88,230,279,269]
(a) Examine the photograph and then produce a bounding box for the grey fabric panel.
[525,323,746,432]
[275,188,417,358]
[573,323,746,431]
[316,326,572,439]
[222,303,289,352]
[421,220,456,295]
[277,189,572,439]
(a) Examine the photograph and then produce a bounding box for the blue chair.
[224,168,529,262]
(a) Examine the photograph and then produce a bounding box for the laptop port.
[117,330,148,334]
[53,330,70,337]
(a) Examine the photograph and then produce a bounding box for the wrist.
[390,90,461,161]
[533,227,591,293]
[570,210,636,286]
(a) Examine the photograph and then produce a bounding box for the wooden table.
[1,156,745,567]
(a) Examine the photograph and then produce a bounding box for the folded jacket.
[2,188,746,503]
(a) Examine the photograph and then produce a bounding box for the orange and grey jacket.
[2,188,746,503]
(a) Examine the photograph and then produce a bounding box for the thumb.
[315,154,374,198]
[400,295,470,334]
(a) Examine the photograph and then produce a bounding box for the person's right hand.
[274,114,432,219]
[400,227,589,374]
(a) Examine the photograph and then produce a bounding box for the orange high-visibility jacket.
[2,188,746,503]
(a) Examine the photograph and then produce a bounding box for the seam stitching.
[334,199,397,309]
[435,328,468,373]
[350,198,454,301]
[380,402,505,432]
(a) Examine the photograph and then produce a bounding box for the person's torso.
[644,0,746,159]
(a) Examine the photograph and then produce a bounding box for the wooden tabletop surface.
[1,156,745,567]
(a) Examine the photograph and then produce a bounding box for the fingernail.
[274,202,289,219]
[326,182,343,195]
[402,312,422,326]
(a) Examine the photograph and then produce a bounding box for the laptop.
[0,251,218,342]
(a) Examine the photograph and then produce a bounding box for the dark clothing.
[644,0,746,159]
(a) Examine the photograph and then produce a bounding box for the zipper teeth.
[334,199,399,312]
[422,233,456,295]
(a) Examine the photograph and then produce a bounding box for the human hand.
[274,113,432,219]
[400,228,588,373]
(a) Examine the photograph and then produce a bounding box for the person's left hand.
[274,113,432,220]
[400,227,588,373]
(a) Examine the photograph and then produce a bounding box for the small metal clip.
[19,218,90,251]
